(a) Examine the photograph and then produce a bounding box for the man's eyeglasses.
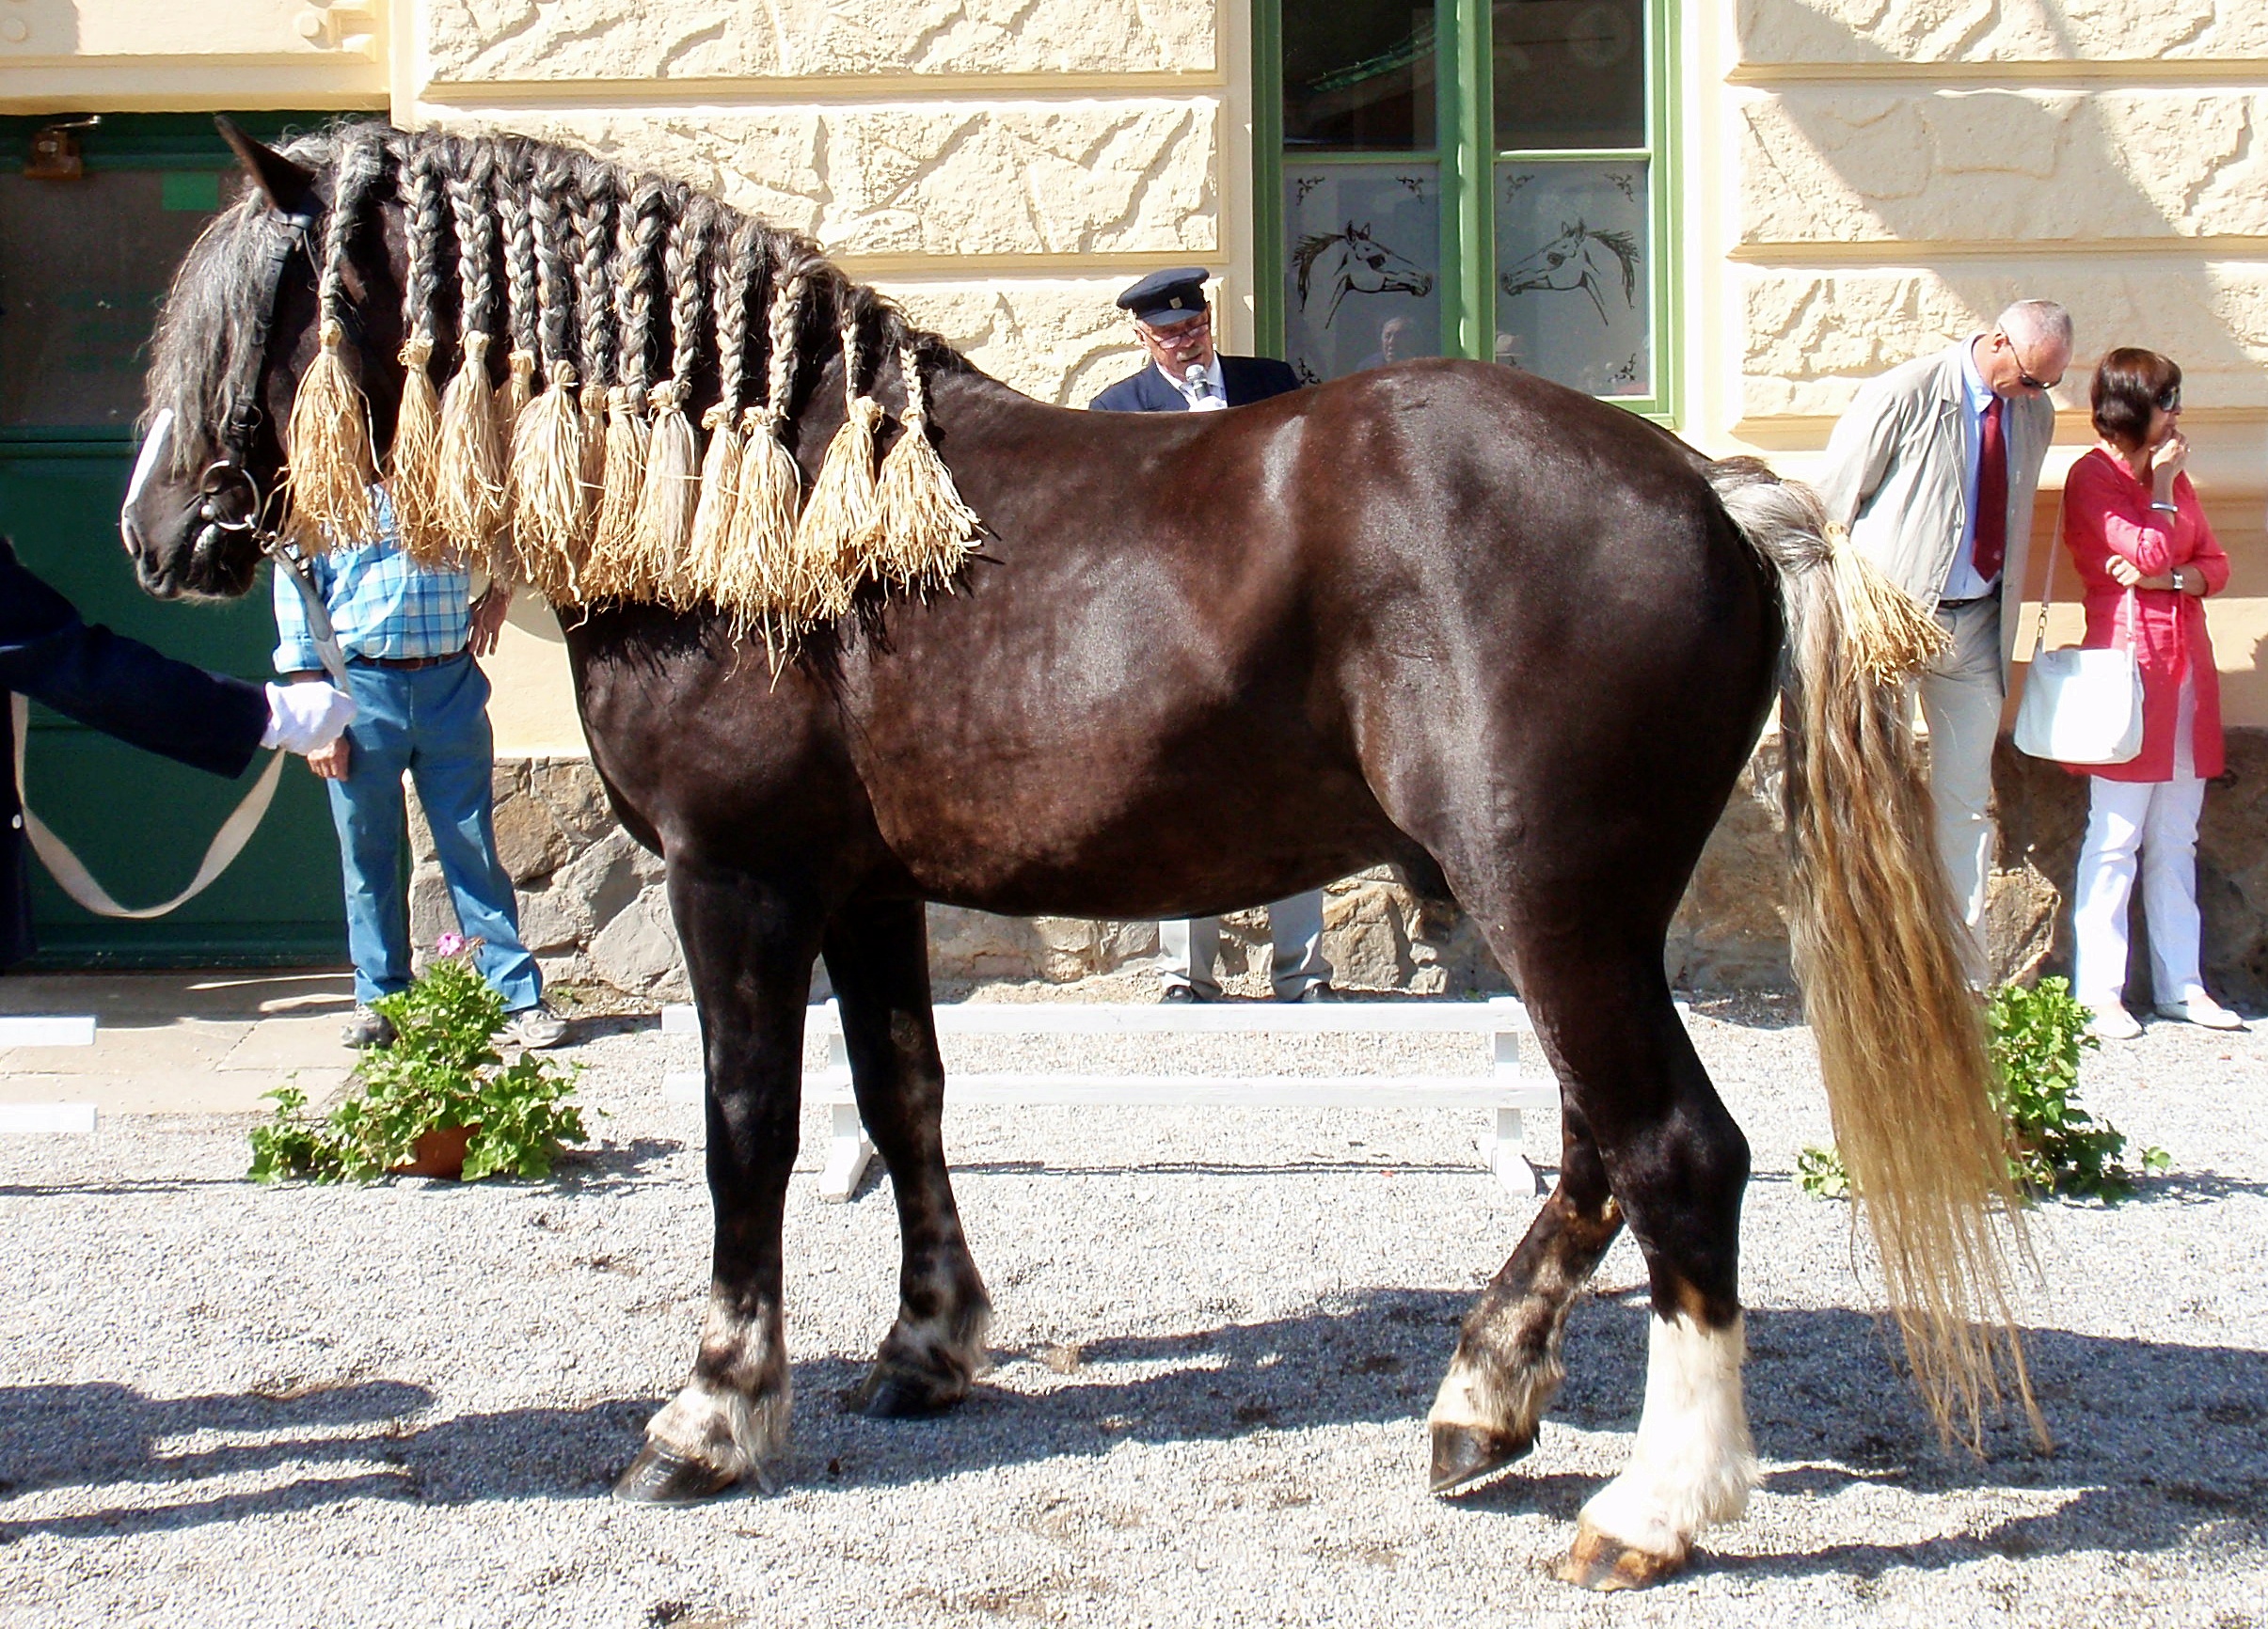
[1137,310,1211,340]
[2000,330,2063,392]
[2155,384,2182,413]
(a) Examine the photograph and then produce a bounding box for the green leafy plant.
[249,942,587,1183]
[1798,977,2167,1205]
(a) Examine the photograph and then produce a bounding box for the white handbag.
[2012,496,2144,765]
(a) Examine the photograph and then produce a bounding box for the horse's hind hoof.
[851,1361,965,1418]
[1428,1422,1534,1494]
[611,1443,741,1504]
[1550,1523,1686,1591]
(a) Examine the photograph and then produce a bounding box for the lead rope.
[13,546,350,920]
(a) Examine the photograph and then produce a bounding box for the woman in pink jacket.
[2062,347,2241,1038]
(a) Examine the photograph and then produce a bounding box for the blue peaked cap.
[1118,267,1211,324]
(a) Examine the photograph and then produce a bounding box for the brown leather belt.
[348,649,467,672]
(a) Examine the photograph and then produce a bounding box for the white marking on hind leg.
[1427,1342,1561,1435]
[1578,1312,1757,1559]
[646,1291,791,1482]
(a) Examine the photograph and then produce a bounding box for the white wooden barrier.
[0,1014,101,1134]
[660,998,1557,1202]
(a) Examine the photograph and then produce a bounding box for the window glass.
[1493,0,1645,150]
[1282,165,1441,384]
[1494,161,1649,394]
[1283,5,1437,151]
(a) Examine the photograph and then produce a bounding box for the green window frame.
[1256,0,1680,422]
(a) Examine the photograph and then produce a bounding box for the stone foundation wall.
[404,731,2268,1006]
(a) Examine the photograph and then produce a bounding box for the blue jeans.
[325,655,541,1011]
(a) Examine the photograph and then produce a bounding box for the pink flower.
[435,932,466,957]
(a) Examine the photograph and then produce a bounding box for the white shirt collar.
[1154,356,1228,405]
[1958,336,1997,416]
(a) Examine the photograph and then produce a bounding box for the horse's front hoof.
[1550,1522,1686,1591]
[612,1442,742,1504]
[851,1361,967,1418]
[1428,1421,1534,1494]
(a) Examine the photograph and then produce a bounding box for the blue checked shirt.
[271,495,471,674]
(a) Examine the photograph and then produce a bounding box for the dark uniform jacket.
[0,538,269,968]
[1087,355,1303,413]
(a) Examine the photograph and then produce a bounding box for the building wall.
[12,1,2268,994]
[1704,2,2268,724]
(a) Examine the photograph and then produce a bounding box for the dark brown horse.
[121,121,2027,1589]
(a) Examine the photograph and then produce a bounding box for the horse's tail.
[1703,454,2041,1450]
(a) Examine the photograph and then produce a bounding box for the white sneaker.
[2086,1002,2144,1042]
[505,1003,569,1049]
[2154,994,2246,1031]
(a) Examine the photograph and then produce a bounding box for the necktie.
[1974,394,2007,583]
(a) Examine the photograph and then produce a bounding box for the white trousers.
[1160,891,1329,1000]
[1919,598,2006,981]
[2072,680,2207,1009]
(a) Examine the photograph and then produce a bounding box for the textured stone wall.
[401,0,1226,407]
[406,733,2268,1007]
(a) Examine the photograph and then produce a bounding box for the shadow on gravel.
[548,1135,687,1192]
[5,1294,2262,1574]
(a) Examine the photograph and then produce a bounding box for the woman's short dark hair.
[2091,347,2181,447]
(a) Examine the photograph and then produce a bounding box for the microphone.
[1183,363,1209,398]
[1183,362,1224,410]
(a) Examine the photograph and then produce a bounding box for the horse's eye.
[1364,253,1385,269]
[1546,251,1565,267]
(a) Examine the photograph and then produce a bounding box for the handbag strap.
[2026,475,2137,664]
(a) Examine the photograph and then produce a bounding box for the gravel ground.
[3,990,2265,1628]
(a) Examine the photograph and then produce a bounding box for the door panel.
[0,115,345,967]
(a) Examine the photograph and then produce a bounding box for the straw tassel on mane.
[787,313,883,620]
[872,343,981,595]
[237,126,988,637]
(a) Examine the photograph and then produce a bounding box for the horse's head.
[1339,222,1434,299]
[1499,220,1589,298]
[120,121,402,601]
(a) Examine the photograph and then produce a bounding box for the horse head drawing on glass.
[1500,218,1641,325]
[1293,221,1433,328]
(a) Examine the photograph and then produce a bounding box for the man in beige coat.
[1815,299,2072,977]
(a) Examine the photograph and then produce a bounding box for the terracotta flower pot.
[390,1124,478,1178]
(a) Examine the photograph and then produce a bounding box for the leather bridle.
[193,199,321,565]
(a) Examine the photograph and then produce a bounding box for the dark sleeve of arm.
[0,554,268,780]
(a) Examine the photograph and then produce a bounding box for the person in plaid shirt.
[275,497,564,1049]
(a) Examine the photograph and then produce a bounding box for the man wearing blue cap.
[1087,268,1328,1003]
[1088,267,1302,413]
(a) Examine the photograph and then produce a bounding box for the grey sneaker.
[341,1005,396,1049]
[505,1002,569,1049]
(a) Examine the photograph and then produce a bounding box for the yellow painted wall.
[1699,3,2268,722]
[13,0,2268,746]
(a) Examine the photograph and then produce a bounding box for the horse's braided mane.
[141,121,957,485]
[144,119,981,632]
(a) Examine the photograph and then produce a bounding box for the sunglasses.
[2000,331,2063,392]
[2155,384,2182,413]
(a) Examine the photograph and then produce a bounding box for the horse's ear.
[215,117,317,216]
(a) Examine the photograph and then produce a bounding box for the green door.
[0,114,345,967]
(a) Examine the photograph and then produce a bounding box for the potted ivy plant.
[249,936,588,1183]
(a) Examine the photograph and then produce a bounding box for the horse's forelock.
[142,193,281,481]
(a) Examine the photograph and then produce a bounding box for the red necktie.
[1974,395,2007,582]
